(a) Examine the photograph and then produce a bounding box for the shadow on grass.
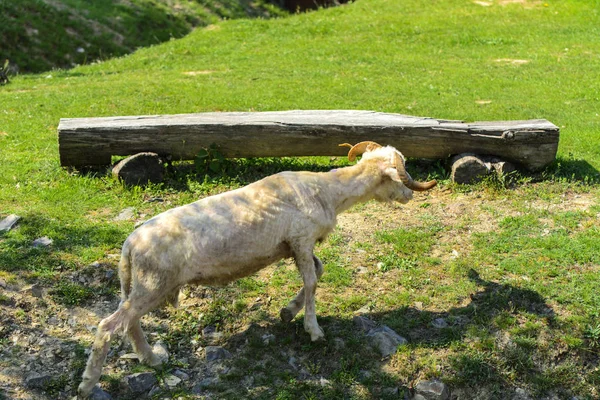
[0,212,126,282]
[2,265,570,399]
[113,269,557,400]
[546,156,600,184]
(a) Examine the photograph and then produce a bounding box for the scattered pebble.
[205,346,232,362]
[114,207,135,221]
[32,236,53,248]
[0,214,20,232]
[124,371,157,393]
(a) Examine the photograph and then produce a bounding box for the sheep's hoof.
[309,329,325,342]
[76,381,94,399]
[306,325,325,342]
[145,342,169,366]
[280,308,294,323]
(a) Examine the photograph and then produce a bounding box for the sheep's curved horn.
[339,141,382,161]
[393,152,437,192]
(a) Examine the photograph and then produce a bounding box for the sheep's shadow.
[138,269,555,399]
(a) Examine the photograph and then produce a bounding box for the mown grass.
[1,0,600,399]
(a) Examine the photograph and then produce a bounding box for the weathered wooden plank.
[58,110,559,170]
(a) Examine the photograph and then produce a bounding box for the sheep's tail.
[118,242,132,304]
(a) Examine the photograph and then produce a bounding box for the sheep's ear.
[383,167,403,183]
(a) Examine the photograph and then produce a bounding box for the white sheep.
[78,141,436,398]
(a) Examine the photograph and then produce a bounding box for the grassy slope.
[1,0,600,398]
[0,0,284,72]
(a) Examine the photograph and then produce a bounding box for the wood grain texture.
[58,110,559,170]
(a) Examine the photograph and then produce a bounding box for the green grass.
[0,0,285,73]
[1,1,600,399]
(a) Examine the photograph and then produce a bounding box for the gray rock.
[353,315,377,333]
[164,374,182,388]
[512,388,530,400]
[152,341,169,364]
[431,318,448,329]
[124,372,157,393]
[114,207,135,222]
[21,284,43,298]
[366,326,408,357]
[192,377,219,394]
[89,386,113,400]
[383,387,399,396]
[112,152,164,186]
[415,379,449,400]
[173,369,190,381]
[25,372,52,389]
[358,369,372,381]
[333,337,346,350]
[205,346,232,362]
[262,333,276,345]
[0,214,20,232]
[32,236,53,248]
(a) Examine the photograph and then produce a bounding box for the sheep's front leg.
[294,251,325,341]
[280,255,323,323]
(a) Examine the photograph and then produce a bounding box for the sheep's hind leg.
[128,320,167,366]
[280,255,323,323]
[78,307,128,398]
[126,287,179,366]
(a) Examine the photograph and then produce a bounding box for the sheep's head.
[339,141,437,203]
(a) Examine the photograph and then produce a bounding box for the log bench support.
[58,110,559,180]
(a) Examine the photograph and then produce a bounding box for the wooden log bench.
[58,110,559,173]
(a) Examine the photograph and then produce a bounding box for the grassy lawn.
[1,0,599,399]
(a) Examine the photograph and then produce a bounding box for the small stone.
[152,342,169,364]
[205,346,232,362]
[105,269,115,281]
[21,284,43,298]
[358,370,372,381]
[333,337,345,350]
[124,372,157,393]
[262,333,276,345]
[353,315,376,333]
[32,236,52,248]
[114,207,135,222]
[119,353,139,360]
[513,387,530,400]
[288,356,297,369]
[366,325,408,357]
[431,318,449,329]
[319,377,331,387]
[356,266,368,274]
[415,379,450,400]
[164,374,182,388]
[191,377,219,394]
[112,152,164,186]
[89,386,113,400]
[0,214,20,232]
[173,369,190,381]
[25,372,52,389]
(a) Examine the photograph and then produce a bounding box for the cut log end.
[450,153,517,184]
